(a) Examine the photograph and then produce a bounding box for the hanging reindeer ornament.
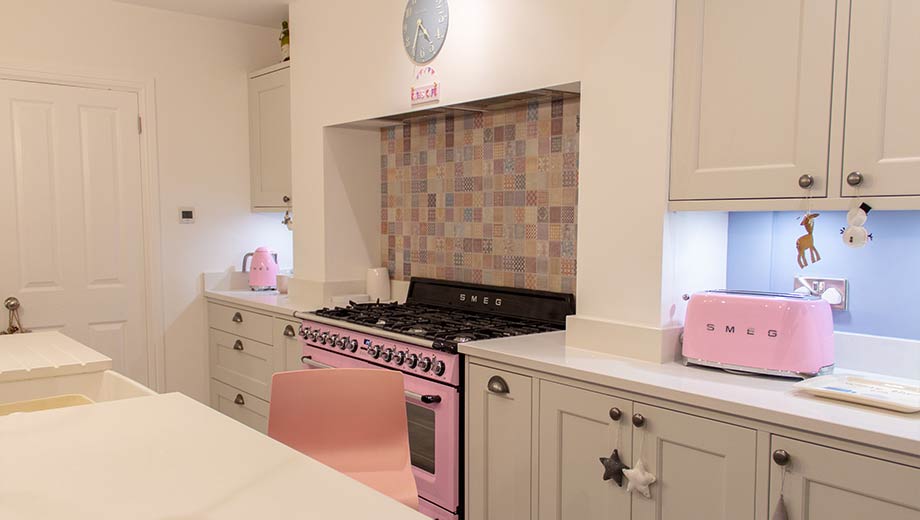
[795,213,821,268]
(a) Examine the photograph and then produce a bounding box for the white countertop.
[205,288,303,317]
[0,392,428,520]
[460,331,920,456]
[0,332,111,382]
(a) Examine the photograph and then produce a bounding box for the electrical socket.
[793,276,848,311]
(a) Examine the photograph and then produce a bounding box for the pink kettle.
[242,247,279,291]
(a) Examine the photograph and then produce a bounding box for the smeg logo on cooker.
[459,293,502,306]
[706,323,778,338]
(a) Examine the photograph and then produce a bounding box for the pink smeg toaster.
[681,290,834,378]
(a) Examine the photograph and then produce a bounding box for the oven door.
[300,345,460,515]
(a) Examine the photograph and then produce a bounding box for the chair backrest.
[268,368,412,472]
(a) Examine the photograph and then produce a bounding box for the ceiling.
[114,0,289,28]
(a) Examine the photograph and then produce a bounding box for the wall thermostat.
[179,207,195,224]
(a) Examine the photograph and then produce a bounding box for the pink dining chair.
[268,368,419,510]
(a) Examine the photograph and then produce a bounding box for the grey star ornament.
[599,449,629,487]
[623,458,657,499]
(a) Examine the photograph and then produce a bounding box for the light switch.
[179,207,195,224]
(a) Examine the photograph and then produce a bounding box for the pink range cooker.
[294,278,575,520]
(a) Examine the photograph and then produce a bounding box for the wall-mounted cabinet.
[670,0,920,209]
[249,63,292,212]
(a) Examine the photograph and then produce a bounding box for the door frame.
[0,65,166,392]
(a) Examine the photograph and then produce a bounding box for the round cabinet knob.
[406,353,419,368]
[632,413,646,428]
[349,339,359,352]
[609,407,622,421]
[847,171,864,187]
[433,360,446,376]
[394,351,406,365]
[418,357,432,372]
[283,195,291,203]
[773,449,791,466]
[798,174,815,189]
[369,345,381,359]
[382,348,394,362]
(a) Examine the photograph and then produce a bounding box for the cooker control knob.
[369,345,382,359]
[328,334,339,346]
[319,332,329,344]
[382,348,394,362]
[349,339,359,352]
[394,351,406,366]
[418,357,432,372]
[433,360,446,376]
[299,326,308,338]
[406,353,419,369]
[336,336,349,349]
[308,331,317,342]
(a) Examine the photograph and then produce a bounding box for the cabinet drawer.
[274,317,304,371]
[207,302,273,344]
[210,378,270,434]
[209,329,274,400]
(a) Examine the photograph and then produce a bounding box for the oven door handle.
[301,355,334,369]
[405,390,442,404]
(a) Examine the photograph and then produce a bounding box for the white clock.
[403,0,449,64]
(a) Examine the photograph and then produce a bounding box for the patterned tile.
[380,98,579,292]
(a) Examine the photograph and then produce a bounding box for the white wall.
[0,0,293,401]
[288,0,681,359]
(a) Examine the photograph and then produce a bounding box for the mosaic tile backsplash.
[380,97,579,293]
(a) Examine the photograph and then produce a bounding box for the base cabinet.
[538,381,633,520]
[466,365,533,520]
[630,403,757,520]
[769,436,920,519]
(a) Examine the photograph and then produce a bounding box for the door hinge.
[137,115,143,134]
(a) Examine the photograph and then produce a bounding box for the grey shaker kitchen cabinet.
[466,364,534,520]
[768,436,920,519]
[538,381,634,520]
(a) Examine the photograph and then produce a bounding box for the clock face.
[403,0,449,64]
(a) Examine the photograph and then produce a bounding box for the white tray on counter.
[794,374,920,413]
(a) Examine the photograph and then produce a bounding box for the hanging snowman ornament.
[840,203,873,248]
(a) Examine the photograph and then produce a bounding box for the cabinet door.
[842,0,920,197]
[249,67,291,210]
[273,318,302,372]
[466,364,533,520]
[670,0,837,200]
[631,403,757,520]
[538,381,632,520]
[769,436,920,519]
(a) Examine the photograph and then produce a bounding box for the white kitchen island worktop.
[461,331,920,457]
[0,392,428,520]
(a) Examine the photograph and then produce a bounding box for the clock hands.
[418,21,432,42]
[411,19,422,58]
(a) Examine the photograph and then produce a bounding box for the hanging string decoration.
[840,203,874,248]
[795,213,822,268]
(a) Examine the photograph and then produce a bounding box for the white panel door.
[538,381,632,520]
[842,0,920,197]
[769,436,920,519]
[0,79,148,384]
[249,67,291,210]
[670,0,838,200]
[631,403,757,520]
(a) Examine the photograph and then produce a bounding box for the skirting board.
[565,315,683,363]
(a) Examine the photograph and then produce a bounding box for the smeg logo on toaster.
[459,293,502,306]
[706,323,778,338]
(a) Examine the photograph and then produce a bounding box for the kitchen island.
[0,392,428,520]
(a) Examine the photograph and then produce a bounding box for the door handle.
[283,324,296,337]
[301,355,334,369]
[233,340,244,351]
[234,393,245,405]
[405,390,442,404]
[487,375,509,394]
[231,312,243,323]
